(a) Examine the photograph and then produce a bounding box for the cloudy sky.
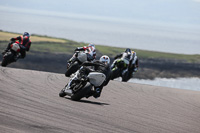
[0,0,200,27]
[0,0,200,54]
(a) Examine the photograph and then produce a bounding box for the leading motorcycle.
[1,42,21,67]
[60,68,106,101]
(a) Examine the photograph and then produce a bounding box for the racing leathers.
[4,35,31,58]
[80,60,111,98]
[68,45,96,64]
[112,51,139,73]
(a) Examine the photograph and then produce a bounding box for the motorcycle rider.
[66,55,111,98]
[68,43,96,64]
[111,48,139,78]
[2,32,31,60]
[65,43,96,77]
[75,43,96,59]
[81,55,111,98]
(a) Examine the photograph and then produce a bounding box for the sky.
[0,0,200,54]
[0,0,200,27]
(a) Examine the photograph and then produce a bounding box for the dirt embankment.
[0,67,200,133]
[2,51,200,79]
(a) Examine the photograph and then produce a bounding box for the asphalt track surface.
[0,67,200,133]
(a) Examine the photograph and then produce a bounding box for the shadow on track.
[64,97,109,106]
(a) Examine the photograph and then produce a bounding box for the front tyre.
[110,68,121,80]
[1,53,14,67]
[59,88,67,97]
[122,70,130,82]
[65,61,80,77]
[1,58,8,67]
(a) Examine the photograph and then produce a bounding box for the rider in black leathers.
[79,55,111,98]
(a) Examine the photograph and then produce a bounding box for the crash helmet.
[88,43,95,48]
[88,43,95,52]
[124,48,132,60]
[100,55,110,65]
[23,32,30,37]
[125,48,131,53]
[88,43,96,59]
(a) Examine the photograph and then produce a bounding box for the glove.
[2,51,6,55]
[19,44,26,49]
[114,56,118,60]
[10,38,15,41]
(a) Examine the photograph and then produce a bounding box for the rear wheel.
[71,83,92,101]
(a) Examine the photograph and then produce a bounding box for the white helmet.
[100,55,110,65]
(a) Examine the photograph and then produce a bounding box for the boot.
[13,54,21,61]
[85,90,95,98]
[92,87,102,98]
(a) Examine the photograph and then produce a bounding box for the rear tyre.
[71,83,92,101]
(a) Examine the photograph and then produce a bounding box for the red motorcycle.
[1,41,21,67]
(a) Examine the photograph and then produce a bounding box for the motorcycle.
[59,68,106,101]
[65,50,93,77]
[110,55,132,82]
[1,42,21,67]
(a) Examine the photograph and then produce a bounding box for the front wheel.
[122,70,131,82]
[1,53,15,67]
[110,68,121,80]
[65,61,80,77]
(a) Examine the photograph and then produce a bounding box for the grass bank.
[0,30,200,63]
[0,30,200,79]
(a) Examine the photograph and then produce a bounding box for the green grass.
[135,49,200,63]
[96,45,200,63]
[1,30,200,63]
[32,42,78,53]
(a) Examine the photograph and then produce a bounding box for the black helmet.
[125,48,131,53]
[23,32,30,37]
